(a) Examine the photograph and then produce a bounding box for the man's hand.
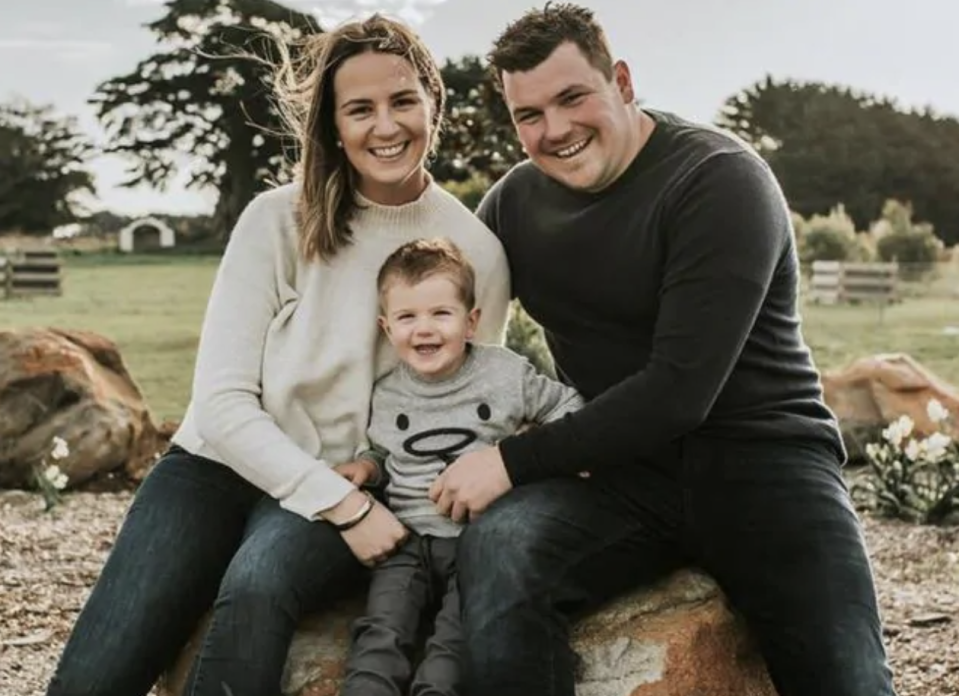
[428,446,513,522]
[334,459,380,487]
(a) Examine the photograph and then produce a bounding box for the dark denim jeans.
[46,446,363,696]
[457,438,898,696]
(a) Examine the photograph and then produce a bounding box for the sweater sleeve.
[520,359,585,425]
[498,152,788,484]
[190,192,355,519]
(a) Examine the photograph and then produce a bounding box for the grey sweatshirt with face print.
[361,344,584,537]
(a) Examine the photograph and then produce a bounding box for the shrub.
[873,199,943,280]
[441,173,491,212]
[852,399,959,524]
[506,302,555,377]
[797,205,860,264]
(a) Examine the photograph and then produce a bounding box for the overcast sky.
[2,0,956,217]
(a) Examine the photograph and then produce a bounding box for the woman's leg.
[185,495,364,696]
[47,447,262,696]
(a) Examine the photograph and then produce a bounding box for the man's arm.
[498,152,790,485]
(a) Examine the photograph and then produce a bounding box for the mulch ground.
[1,488,956,695]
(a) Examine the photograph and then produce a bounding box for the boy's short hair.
[486,2,614,90]
[377,238,477,310]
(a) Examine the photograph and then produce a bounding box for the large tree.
[717,76,959,245]
[91,0,320,237]
[0,101,95,234]
[433,56,523,183]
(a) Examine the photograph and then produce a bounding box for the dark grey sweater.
[363,344,583,536]
[477,109,845,485]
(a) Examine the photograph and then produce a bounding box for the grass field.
[4,254,959,422]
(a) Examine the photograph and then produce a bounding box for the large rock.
[158,569,774,696]
[0,327,170,489]
[822,352,959,460]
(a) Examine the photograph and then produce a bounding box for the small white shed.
[118,217,176,253]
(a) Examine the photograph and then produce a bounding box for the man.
[429,3,897,696]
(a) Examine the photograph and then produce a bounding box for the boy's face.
[380,273,480,381]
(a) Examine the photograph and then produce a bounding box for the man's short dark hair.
[486,2,614,90]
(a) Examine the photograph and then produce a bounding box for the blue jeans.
[457,438,897,696]
[46,445,363,696]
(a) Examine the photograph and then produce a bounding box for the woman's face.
[333,51,434,205]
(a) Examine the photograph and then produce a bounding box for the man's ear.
[465,307,482,340]
[613,59,635,104]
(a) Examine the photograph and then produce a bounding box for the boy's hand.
[334,459,380,487]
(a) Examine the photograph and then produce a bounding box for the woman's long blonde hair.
[273,15,446,261]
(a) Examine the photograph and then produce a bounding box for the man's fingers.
[428,471,446,502]
[434,487,454,518]
[450,500,469,524]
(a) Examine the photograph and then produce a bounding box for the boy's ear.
[465,307,481,339]
[378,315,392,339]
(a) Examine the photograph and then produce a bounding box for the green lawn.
[4,254,959,423]
[2,254,218,422]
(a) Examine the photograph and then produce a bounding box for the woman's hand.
[334,459,381,487]
[318,489,408,566]
[340,500,409,566]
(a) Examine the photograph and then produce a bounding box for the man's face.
[501,41,637,193]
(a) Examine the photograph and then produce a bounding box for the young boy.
[335,238,583,696]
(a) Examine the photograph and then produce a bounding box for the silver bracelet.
[329,491,375,531]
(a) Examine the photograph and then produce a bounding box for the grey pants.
[340,533,462,696]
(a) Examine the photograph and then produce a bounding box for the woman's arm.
[190,190,355,520]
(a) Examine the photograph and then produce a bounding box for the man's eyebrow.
[511,84,590,117]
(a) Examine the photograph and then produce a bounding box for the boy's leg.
[185,495,363,696]
[340,534,432,696]
[410,537,463,696]
[457,462,687,696]
[688,439,897,696]
[46,447,260,696]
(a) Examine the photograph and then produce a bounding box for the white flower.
[904,439,922,462]
[882,415,914,448]
[50,436,69,461]
[43,465,69,491]
[923,432,952,462]
[927,398,950,424]
[865,443,881,459]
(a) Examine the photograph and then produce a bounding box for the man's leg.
[185,495,364,696]
[411,537,463,696]
[46,447,260,696]
[340,535,431,696]
[457,463,686,696]
[688,439,897,696]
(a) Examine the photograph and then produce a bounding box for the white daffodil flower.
[926,398,950,424]
[50,436,70,461]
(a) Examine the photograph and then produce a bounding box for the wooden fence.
[1,249,62,299]
[808,260,898,305]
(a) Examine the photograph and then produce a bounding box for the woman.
[46,15,510,696]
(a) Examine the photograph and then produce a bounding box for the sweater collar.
[353,173,447,228]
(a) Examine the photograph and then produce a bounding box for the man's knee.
[457,491,560,598]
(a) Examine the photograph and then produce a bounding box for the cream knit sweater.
[171,182,511,520]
